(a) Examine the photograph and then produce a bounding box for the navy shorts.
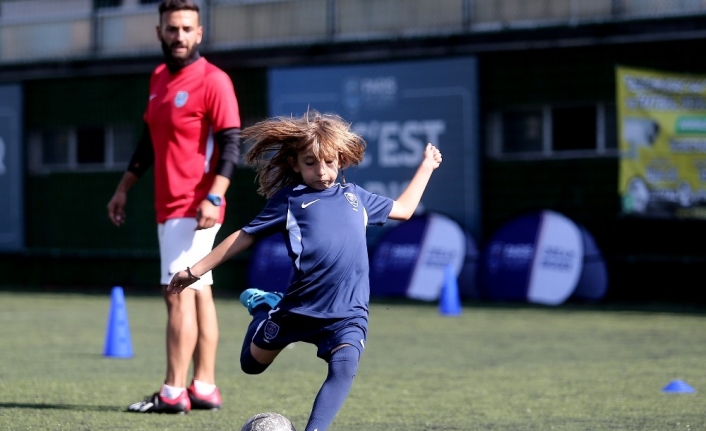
[251,309,368,361]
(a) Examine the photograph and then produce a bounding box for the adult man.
[107,0,241,414]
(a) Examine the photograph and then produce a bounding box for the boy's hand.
[167,268,200,294]
[423,143,442,170]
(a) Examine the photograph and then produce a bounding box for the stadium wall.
[1,69,268,292]
[3,18,706,302]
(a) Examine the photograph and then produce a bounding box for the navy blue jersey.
[242,183,394,318]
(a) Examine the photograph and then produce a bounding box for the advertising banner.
[268,57,480,238]
[250,213,479,302]
[479,210,607,305]
[0,84,23,251]
[617,66,706,219]
[247,233,294,293]
[369,213,478,301]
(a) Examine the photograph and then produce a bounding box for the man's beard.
[161,40,200,71]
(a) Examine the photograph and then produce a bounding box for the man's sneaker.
[126,391,190,414]
[239,288,283,315]
[187,381,222,410]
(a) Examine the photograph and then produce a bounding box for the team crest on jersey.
[344,193,359,210]
[174,91,189,108]
[263,321,280,341]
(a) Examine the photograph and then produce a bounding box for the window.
[77,127,106,164]
[93,0,160,8]
[487,102,617,159]
[551,105,596,151]
[28,125,134,174]
[501,108,543,154]
[94,0,122,8]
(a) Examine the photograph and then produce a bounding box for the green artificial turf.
[0,290,705,430]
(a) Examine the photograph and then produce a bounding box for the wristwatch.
[206,193,223,206]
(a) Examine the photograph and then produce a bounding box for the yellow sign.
[617,66,706,219]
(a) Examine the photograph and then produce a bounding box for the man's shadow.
[0,402,118,412]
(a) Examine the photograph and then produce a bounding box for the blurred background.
[1,0,705,304]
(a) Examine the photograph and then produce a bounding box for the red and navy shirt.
[144,57,240,223]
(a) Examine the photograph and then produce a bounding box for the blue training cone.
[439,265,462,316]
[103,286,134,358]
[662,380,695,393]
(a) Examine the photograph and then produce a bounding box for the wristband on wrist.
[186,267,201,280]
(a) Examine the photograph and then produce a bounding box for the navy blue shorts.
[251,309,368,361]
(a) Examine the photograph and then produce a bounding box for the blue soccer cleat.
[240,288,283,315]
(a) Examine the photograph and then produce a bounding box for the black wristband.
[186,267,201,280]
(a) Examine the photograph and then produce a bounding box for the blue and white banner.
[0,84,23,251]
[370,213,478,301]
[573,227,609,302]
[479,210,606,305]
[268,57,481,238]
[247,233,293,293]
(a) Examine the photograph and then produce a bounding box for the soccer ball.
[241,412,296,431]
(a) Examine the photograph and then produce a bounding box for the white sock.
[160,384,185,400]
[193,379,216,395]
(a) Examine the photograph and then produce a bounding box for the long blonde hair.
[243,110,366,198]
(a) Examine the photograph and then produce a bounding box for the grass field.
[0,289,705,431]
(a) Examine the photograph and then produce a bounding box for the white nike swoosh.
[301,199,320,208]
[128,400,154,412]
[149,94,157,101]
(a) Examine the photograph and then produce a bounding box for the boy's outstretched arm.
[167,229,255,294]
[388,143,442,221]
